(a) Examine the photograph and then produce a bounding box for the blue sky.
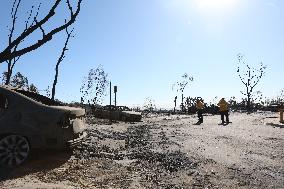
[0,0,283,108]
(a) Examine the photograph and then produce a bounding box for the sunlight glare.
[194,0,241,16]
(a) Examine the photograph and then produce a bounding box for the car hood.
[49,106,85,117]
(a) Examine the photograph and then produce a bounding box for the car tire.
[0,135,30,167]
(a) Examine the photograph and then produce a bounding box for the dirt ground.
[0,112,283,189]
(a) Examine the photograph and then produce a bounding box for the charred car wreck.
[0,85,86,167]
[93,105,142,122]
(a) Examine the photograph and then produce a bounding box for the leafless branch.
[25,5,34,30]
[30,3,42,28]
[9,0,21,45]
[34,18,46,37]
[0,0,82,63]
[66,0,74,16]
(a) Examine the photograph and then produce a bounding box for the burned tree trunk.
[51,28,74,100]
[5,68,12,85]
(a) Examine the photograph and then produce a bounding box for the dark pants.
[197,109,203,123]
[220,110,229,123]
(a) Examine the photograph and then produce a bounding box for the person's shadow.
[0,150,72,181]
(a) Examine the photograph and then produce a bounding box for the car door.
[0,92,8,120]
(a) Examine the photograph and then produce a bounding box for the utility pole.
[114,86,117,107]
[181,93,184,112]
[174,96,177,113]
[109,81,112,124]
[109,81,112,106]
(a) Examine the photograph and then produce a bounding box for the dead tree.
[0,0,82,64]
[172,73,194,112]
[51,27,74,100]
[237,54,266,112]
[275,89,284,108]
[4,0,23,84]
[143,97,156,112]
[80,66,109,105]
[5,0,42,84]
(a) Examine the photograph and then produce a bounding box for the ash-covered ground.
[1,112,283,189]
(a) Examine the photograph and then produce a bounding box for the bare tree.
[4,1,40,84]
[4,0,44,85]
[278,89,284,100]
[80,66,109,105]
[51,27,74,100]
[0,0,82,64]
[275,88,284,107]
[237,53,267,112]
[172,73,194,112]
[143,97,156,112]
[4,0,23,84]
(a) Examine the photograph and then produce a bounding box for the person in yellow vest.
[196,98,204,124]
[217,98,230,124]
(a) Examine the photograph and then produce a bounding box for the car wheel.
[0,135,30,167]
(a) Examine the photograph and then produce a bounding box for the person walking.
[217,98,230,124]
[196,98,204,124]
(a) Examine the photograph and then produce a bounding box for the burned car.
[0,85,86,167]
[93,105,142,122]
[117,106,142,122]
